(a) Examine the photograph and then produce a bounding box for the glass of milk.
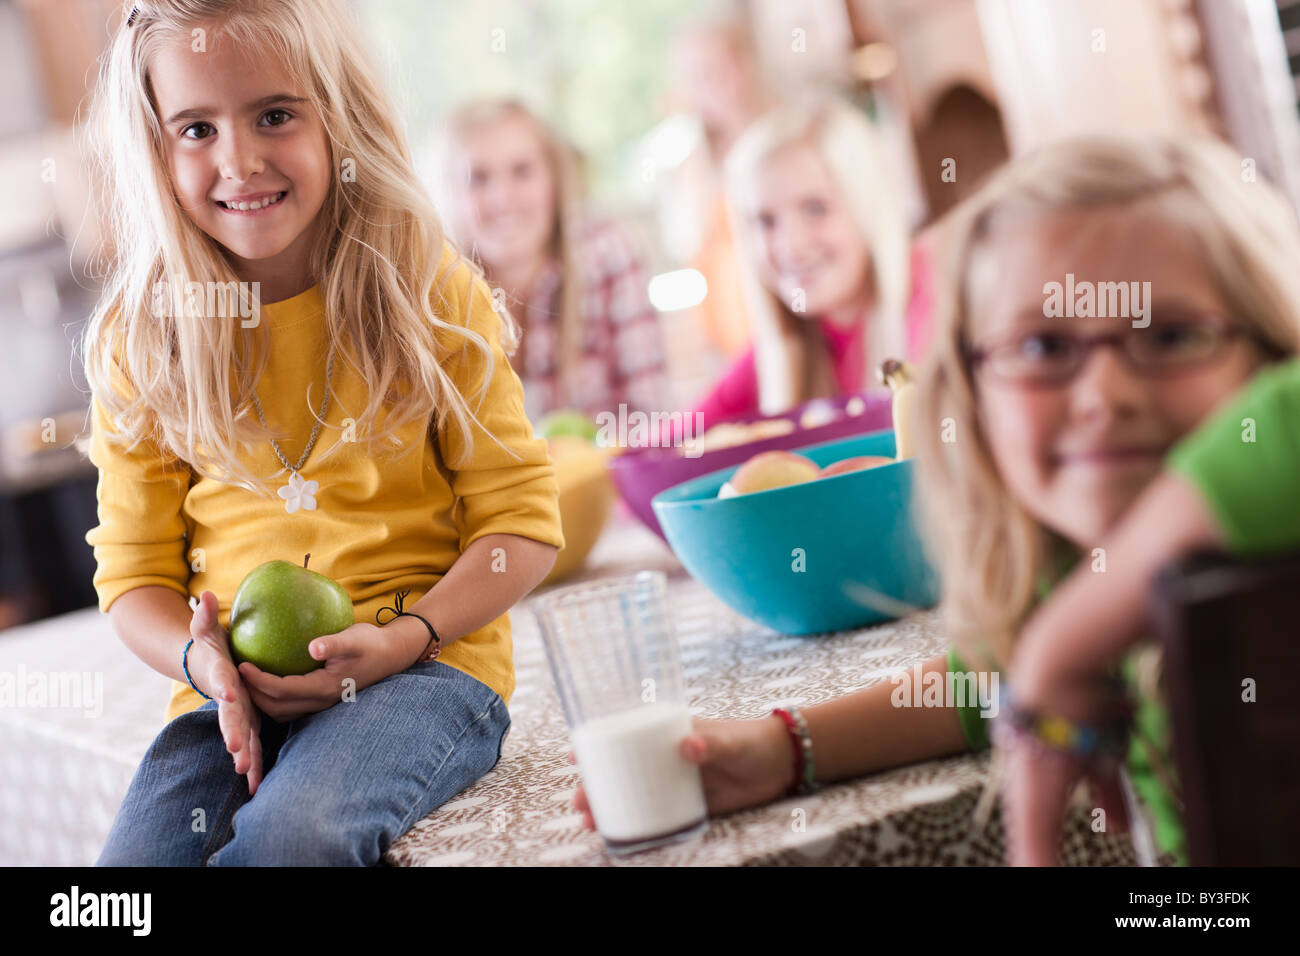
[532,570,708,855]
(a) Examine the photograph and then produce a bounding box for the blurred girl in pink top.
[689,97,933,423]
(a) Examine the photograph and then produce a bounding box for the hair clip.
[127,5,139,27]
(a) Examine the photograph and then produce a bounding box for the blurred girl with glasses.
[573,136,1299,866]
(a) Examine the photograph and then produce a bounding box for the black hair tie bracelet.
[376,589,442,668]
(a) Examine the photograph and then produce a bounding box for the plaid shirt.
[512,217,666,423]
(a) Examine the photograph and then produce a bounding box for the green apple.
[536,408,598,443]
[229,555,355,676]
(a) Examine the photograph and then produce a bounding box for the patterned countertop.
[386,512,1139,866]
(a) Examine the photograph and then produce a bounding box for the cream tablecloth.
[0,607,171,865]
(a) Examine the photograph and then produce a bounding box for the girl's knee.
[209,819,375,866]
[208,795,378,866]
[97,824,211,867]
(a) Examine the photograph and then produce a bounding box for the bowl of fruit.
[607,389,894,540]
[650,362,937,634]
[536,411,617,587]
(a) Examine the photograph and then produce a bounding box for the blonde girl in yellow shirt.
[85,0,563,866]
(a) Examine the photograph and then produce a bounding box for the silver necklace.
[250,347,336,514]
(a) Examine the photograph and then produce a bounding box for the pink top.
[688,241,935,425]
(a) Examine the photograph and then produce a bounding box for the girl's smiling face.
[748,142,873,318]
[968,205,1265,547]
[150,25,331,295]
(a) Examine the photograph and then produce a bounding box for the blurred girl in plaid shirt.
[439,100,667,425]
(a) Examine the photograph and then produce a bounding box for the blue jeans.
[96,661,510,866]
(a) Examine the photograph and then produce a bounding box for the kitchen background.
[2,0,1298,631]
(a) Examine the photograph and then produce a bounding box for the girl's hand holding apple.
[236,620,415,723]
[570,715,797,829]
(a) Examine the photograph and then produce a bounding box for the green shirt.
[948,358,1300,864]
[1167,358,1300,552]
[948,540,1076,752]
[948,646,992,750]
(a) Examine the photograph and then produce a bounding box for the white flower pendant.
[277,470,320,514]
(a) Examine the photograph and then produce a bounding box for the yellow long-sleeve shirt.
[86,242,564,723]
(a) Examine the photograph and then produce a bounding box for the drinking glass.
[532,570,708,854]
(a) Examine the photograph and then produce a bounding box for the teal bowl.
[651,431,939,635]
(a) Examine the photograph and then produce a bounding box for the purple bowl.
[607,390,894,539]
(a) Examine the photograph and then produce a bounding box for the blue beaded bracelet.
[182,638,213,701]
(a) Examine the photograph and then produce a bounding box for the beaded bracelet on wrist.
[994,683,1132,764]
[182,637,213,702]
[773,706,819,795]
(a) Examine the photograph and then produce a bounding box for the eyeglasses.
[966,316,1254,386]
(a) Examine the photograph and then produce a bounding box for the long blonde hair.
[438,100,587,406]
[724,97,911,414]
[82,0,513,495]
[915,136,1300,668]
